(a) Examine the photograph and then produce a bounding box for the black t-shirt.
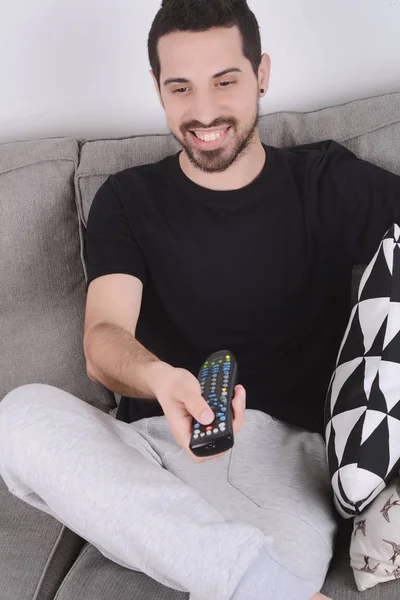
[84,140,400,434]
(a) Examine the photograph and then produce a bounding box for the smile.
[189,127,231,149]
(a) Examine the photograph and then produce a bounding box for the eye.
[172,87,189,94]
[219,81,235,88]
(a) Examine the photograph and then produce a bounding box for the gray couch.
[1,91,400,600]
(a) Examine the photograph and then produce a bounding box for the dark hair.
[148,0,262,88]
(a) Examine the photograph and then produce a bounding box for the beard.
[171,102,260,174]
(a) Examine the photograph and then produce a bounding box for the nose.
[189,89,221,128]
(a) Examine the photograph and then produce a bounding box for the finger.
[184,391,215,426]
[231,385,246,436]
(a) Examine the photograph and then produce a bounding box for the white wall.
[0,0,399,144]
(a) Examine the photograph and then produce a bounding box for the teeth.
[195,130,226,142]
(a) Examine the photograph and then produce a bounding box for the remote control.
[189,350,238,458]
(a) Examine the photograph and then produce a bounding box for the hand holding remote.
[189,351,243,458]
[153,364,246,463]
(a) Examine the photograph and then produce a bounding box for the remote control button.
[221,407,227,412]
[213,428,219,434]
[206,426,213,431]
[194,424,200,429]
[220,416,226,422]
[200,432,205,437]
[206,431,212,435]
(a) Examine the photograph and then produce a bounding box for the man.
[0,1,399,599]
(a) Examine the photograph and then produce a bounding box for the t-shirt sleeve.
[315,140,400,265]
[84,176,147,287]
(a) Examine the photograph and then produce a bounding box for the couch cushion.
[75,91,400,228]
[54,542,188,600]
[53,521,399,600]
[0,137,115,411]
[0,478,84,600]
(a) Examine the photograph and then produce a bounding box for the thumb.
[187,395,215,425]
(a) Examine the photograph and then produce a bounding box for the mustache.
[182,119,236,132]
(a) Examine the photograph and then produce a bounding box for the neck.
[179,134,266,191]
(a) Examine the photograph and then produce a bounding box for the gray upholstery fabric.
[0,137,115,600]
[0,478,84,600]
[0,137,115,412]
[54,543,188,600]
[1,91,400,600]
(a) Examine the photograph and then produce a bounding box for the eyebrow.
[163,67,242,87]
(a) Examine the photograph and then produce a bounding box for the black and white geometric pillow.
[325,224,400,518]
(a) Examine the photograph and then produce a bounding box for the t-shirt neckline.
[170,143,275,210]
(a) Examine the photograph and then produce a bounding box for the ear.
[150,69,164,108]
[258,53,271,95]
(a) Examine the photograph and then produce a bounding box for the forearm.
[84,322,172,398]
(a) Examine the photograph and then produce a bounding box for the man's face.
[155,26,263,174]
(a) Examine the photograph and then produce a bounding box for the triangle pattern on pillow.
[364,316,388,357]
[358,298,389,354]
[358,416,390,478]
[359,240,392,302]
[333,407,366,466]
[329,358,364,417]
[382,303,400,353]
[326,224,400,518]
[367,371,388,413]
[337,308,365,364]
[378,360,400,412]
[386,415,400,475]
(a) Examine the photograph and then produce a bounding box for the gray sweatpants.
[0,384,337,600]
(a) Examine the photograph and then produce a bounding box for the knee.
[0,384,69,465]
[1,383,55,415]
[0,383,64,439]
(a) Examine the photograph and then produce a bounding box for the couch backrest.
[76,91,400,304]
[0,138,115,409]
[1,91,399,405]
[76,90,400,229]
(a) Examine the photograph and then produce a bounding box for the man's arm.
[83,272,172,399]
